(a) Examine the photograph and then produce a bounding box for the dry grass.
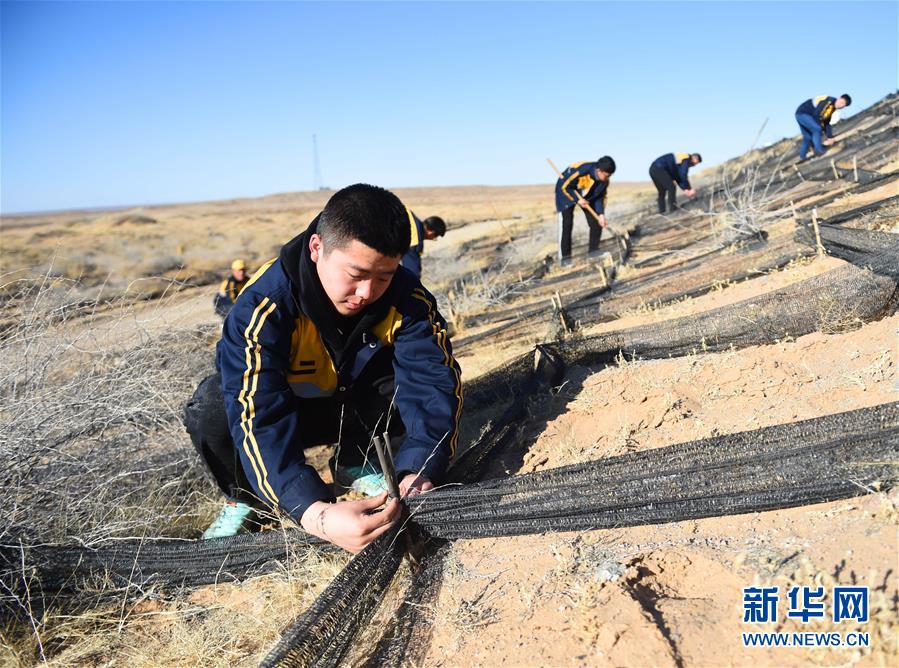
[0,274,222,546]
[2,537,349,667]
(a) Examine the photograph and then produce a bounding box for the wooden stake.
[853,156,859,182]
[812,207,824,257]
[597,264,608,288]
[554,291,563,308]
[790,200,797,221]
[793,164,805,182]
[446,299,458,326]
[830,160,840,180]
[559,311,569,334]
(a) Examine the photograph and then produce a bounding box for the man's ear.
[309,233,323,263]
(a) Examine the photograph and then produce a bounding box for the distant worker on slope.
[554,156,616,265]
[213,259,250,318]
[184,184,462,553]
[648,152,702,214]
[401,211,446,278]
[795,94,851,161]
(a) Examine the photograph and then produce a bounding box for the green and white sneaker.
[334,462,388,497]
[350,472,388,496]
[203,500,254,539]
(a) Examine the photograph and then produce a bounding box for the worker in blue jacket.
[184,184,462,553]
[649,153,702,214]
[401,212,446,278]
[554,156,616,264]
[795,94,851,161]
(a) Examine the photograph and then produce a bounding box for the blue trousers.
[796,112,824,160]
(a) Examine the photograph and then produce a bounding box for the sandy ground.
[426,312,898,667]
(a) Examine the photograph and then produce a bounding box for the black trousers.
[649,165,678,214]
[183,349,404,506]
[558,205,603,260]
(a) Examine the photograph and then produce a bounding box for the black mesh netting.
[410,402,899,539]
[465,226,899,408]
[0,529,329,614]
[258,525,406,668]
[6,401,896,666]
[258,400,898,667]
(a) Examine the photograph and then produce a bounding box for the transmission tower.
[312,134,324,191]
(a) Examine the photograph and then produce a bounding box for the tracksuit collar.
[278,215,396,370]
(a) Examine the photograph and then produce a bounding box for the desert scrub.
[0,275,220,546]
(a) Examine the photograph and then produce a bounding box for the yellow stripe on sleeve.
[237,298,280,505]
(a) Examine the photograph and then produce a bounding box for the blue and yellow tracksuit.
[796,96,838,134]
[554,161,609,214]
[215,218,463,520]
[401,209,425,278]
[554,161,610,260]
[649,153,693,214]
[795,96,837,159]
[651,153,694,190]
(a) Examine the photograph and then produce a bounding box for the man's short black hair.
[839,93,852,106]
[423,216,447,237]
[318,184,410,257]
[596,155,616,174]
[692,153,703,163]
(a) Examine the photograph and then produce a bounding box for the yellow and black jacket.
[218,275,249,303]
[214,274,250,317]
[796,96,838,138]
[555,161,609,213]
[216,217,463,519]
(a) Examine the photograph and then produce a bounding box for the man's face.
[424,228,441,241]
[232,268,246,281]
[596,169,611,183]
[309,234,400,315]
[690,155,701,166]
[835,97,848,109]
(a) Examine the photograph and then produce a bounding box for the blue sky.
[1,1,896,214]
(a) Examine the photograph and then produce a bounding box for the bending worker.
[213,259,250,318]
[554,156,616,264]
[649,152,701,214]
[184,184,462,553]
[402,211,446,278]
[795,94,851,161]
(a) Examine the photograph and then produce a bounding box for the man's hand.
[598,213,608,228]
[684,189,696,197]
[577,197,589,209]
[399,473,434,498]
[300,494,401,554]
[823,138,835,146]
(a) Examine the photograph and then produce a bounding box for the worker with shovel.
[553,156,617,265]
